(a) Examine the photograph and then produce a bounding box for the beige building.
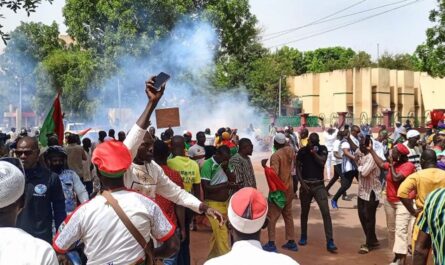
[287,68,445,126]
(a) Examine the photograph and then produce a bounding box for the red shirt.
[155,165,184,225]
[384,161,416,202]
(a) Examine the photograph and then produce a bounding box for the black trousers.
[357,192,379,246]
[299,181,333,241]
[177,208,193,265]
[325,164,342,193]
[332,170,358,201]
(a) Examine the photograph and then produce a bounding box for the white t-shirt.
[204,240,299,265]
[323,129,338,151]
[188,144,206,166]
[0,227,58,265]
[372,139,387,161]
[204,135,215,146]
[53,190,175,265]
[332,139,343,165]
[124,161,202,213]
[341,141,355,172]
[403,141,422,171]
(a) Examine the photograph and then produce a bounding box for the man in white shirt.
[0,160,58,265]
[204,187,299,265]
[321,118,339,180]
[404,129,423,171]
[53,140,180,264]
[331,125,360,208]
[188,131,207,167]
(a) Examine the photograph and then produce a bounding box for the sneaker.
[282,241,298,251]
[342,195,351,201]
[298,235,307,246]
[262,241,278,252]
[331,199,339,209]
[327,239,338,253]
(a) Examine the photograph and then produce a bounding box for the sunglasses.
[14,150,36,156]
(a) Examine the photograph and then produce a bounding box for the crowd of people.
[0,75,445,265]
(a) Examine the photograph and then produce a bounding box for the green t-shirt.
[201,157,231,186]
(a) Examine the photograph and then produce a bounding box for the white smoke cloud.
[88,18,267,138]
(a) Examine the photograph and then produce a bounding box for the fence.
[266,110,431,129]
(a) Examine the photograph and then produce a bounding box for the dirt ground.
[188,152,405,265]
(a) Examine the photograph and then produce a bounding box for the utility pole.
[377,43,380,65]
[117,77,121,128]
[278,75,282,117]
[17,78,22,129]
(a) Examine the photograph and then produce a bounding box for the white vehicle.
[65,123,86,134]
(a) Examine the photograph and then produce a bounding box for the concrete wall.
[289,68,445,126]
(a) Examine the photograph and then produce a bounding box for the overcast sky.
[0,0,437,59]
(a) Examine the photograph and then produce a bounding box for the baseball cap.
[228,187,268,234]
[273,133,286,145]
[0,161,25,208]
[92,141,132,178]
[407,129,420,139]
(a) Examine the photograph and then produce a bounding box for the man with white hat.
[0,160,58,265]
[263,133,298,252]
[404,129,423,171]
[204,187,299,265]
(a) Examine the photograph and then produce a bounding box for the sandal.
[358,244,369,254]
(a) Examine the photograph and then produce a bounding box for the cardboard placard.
[155,108,180,128]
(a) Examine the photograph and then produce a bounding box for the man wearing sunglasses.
[14,136,67,244]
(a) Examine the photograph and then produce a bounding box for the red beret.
[395,143,410,156]
[92,141,132,178]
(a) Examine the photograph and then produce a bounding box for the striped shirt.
[357,153,382,201]
[403,141,422,171]
[229,153,256,188]
[418,188,445,265]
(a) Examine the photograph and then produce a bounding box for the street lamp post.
[278,75,282,117]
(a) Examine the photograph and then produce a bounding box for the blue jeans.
[163,252,178,265]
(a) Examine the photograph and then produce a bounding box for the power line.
[262,0,411,42]
[262,0,368,39]
[267,0,422,49]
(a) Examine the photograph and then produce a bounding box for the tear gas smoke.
[89,19,267,138]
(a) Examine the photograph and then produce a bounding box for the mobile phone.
[153,72,170,91]
[365,135,371,146]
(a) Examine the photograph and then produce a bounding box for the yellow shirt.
[300,138,308,148]
[167,156,201,193]
[397,168,445,209]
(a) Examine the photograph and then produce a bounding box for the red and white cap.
[228,187,268,234]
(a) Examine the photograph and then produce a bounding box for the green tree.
[35,49,100,120]
[415,0,445,77]
[348,51,373,68]
[0,22,63,115]
[304,47,356,73]
[245,51,295,114]
[377,52,419,70]
[0,0,53,44]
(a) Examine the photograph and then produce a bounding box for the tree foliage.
[377,52,419,71]
[35,49,99,120]
[0,0,53,44]
[0,22,62,115]
[415,0,445,77]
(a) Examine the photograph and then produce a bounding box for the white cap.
[228,187,268,234]
[0,161,25,208]
[407,129,420,139]
[399,127,407,135]
[274,133,286,145]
